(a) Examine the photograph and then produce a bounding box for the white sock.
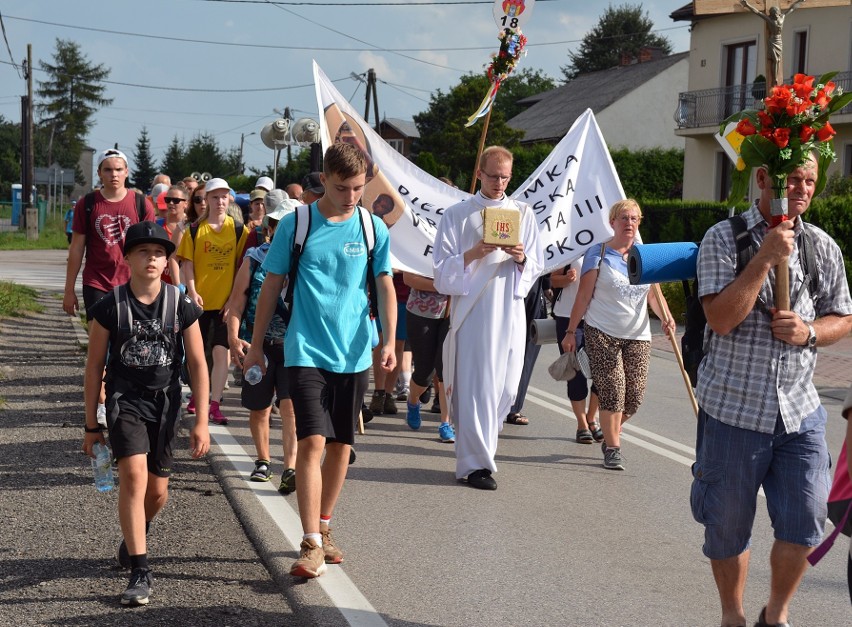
[401,371,411,387]
[304,532,322,546]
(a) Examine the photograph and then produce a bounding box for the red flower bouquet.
[721,72,852,203]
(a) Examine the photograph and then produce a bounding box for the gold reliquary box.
[482,207,520,246]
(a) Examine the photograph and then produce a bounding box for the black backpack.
[681,215,819,387]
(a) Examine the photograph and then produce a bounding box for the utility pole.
[363,69,380,133]
[21,44,34,229]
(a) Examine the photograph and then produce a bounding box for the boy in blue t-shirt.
[244,143,396,579]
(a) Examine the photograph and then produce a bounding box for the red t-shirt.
[72,190,156,291]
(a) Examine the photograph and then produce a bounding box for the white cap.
[204,177,230,194]
[264,198,300,227]
[150,183,170,201]
[97,148,129,168]
[255,176,274,192]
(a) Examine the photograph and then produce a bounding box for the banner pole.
[651,283,699,418]
[469,108,493,194]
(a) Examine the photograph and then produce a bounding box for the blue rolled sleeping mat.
[627,242,699,285]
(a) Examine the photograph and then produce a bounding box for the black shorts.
[197,310,228,349]
[106,387,182,478]
[82,285,109,321]
[406,310,449,387]
[241,341,289,410]
[288,367,368,445]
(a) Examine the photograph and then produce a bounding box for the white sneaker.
[96,403,107,428]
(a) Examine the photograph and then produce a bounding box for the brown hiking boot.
[320,524,344,564]
[290,538,327,578]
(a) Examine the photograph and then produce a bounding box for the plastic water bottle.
[91,442,114,492]
[244,355,268,386]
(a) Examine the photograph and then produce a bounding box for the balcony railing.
[675,71,852,130]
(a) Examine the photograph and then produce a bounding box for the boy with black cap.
[82,221,210,607]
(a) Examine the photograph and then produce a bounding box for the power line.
[0,10,22,79]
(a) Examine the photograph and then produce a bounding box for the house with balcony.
[672,1,852,201]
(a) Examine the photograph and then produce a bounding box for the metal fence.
[675,71,852,130]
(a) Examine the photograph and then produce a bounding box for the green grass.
[0,281,43,318]
[0,214,69,250]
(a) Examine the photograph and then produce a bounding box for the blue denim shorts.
[690,406,830,560]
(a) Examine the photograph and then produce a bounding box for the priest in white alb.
[432,146,543,490]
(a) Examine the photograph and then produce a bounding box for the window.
[723,41,757,117]
[387,139,404,154]
[792,30,808,76]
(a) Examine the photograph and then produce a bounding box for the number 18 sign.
[493,0,535,31]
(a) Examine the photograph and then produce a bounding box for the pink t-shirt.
[72,190,156,291]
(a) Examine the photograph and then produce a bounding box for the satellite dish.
[292,118,320,146]
[260,118,291,149]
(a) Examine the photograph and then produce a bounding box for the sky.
[0,0,692,178]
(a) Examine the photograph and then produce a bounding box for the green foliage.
[414,74,525,186]
[610,147,684,201]
[35,39,112,172]
[562,3,672,80]
[0,213,69,250]
[0,115,21,201]
[159,133,241,182]
[0,281,43,319]
[821,173,852,197]
[803,195,852,287]
[510,142,558,191]
[131,127,157,193]
[413,68,556,188]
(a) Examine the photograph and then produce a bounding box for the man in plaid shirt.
[691,155,852,627]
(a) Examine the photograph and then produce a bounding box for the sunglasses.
[192,196,205,203]
[164,197,186,204]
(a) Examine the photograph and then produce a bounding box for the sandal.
[588,421,604,443]
[575,429,593,444]
[505,412,529,425]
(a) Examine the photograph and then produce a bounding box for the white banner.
[313,61,619,276]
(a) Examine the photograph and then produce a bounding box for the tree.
[561,4,672,80]
[160,136,186,181]
[131,127,157,192]
[413,68,556,189]
[35,39,112,170]
[0,115,22,200]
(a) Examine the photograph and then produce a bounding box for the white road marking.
[209,426,389,627]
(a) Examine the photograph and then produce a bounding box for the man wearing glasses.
[432,146,543,490]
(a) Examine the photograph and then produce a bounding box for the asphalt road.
[0,249,849,626]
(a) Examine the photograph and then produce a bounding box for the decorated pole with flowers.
[466,0,534,192]
[720,72,851,309]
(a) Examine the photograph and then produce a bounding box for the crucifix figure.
[740,0,806,86]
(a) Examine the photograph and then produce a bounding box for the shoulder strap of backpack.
[729,214,754,276]
[358,206,379,319]
[235,221,245,247]
[83,192,97,234]
[135,192,146,222]
[189,222,199,244]
[113,284,132,332]
[799,222,819,300]
[161,282,178,333]
[284,203,312,310]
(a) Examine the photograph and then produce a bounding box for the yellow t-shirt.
[176,216,248,311]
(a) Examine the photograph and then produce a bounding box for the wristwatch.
[805,323,817,348]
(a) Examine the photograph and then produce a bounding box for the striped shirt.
[696,203,852,434]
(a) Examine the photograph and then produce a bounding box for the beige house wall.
[597,58,689,151]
